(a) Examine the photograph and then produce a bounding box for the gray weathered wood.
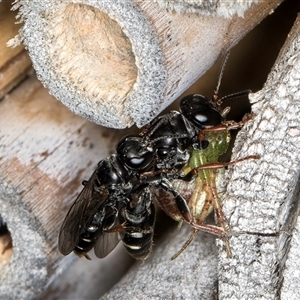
[281,212,300,300]
[0,75,132,299]
[219,14,300,299]
[38,246,134,300]
[154,0,262,17]
[102,225,219,300]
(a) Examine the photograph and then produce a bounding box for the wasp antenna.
[212,51,231,105]
[219,89,252,103]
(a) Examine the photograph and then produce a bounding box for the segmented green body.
[190,131,231,170]
[191,131,230,219]
[153,130,232,226]
[172,130,231,224]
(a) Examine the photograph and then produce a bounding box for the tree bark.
[220,14,300,299]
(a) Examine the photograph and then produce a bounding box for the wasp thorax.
[180,94,222,129]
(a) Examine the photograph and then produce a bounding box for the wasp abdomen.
[121,187,155,260]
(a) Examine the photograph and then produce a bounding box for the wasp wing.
[58,165,110,255]
[94,231,120,258]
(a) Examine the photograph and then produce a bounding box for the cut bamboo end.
[48,3,138,120]
[11,1,167,128]
[11,0,282,129]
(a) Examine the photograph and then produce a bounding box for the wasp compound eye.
[180,94,222,128]
[116,135,154,171]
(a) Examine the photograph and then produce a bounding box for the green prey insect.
[171,126,258,259]
[176,130,233,258]
[153,109,258,259]
[152,53,259,259]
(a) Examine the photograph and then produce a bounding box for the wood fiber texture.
[154,0,261,17]
[219,15,300,299]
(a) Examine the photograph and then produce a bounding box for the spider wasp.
[58,52,258,260]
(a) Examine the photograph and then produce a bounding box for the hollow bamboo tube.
[10,0,282,128]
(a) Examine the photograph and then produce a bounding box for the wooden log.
[219,14,300,298]
[0,75,134,299]
[0,0,32,97]
[0,50,32,98]
[9,0,282,128]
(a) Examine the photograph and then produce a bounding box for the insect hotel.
[0,0,300,299]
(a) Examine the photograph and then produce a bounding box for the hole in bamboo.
[0,216,13,264]
[49,3,138,103]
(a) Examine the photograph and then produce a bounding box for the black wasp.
[58,52,258,260]
[58,110,202,260]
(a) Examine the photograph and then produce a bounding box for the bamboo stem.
[10,0,282,128]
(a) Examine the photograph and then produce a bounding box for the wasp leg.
[104,220,154,235]
[180,155,260,180]
[104,223,126,233]
[140,168,178,180]
[159,179,225,237]
[205,179,232,257]
[171,228,199,260]
[200,113,253,134]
